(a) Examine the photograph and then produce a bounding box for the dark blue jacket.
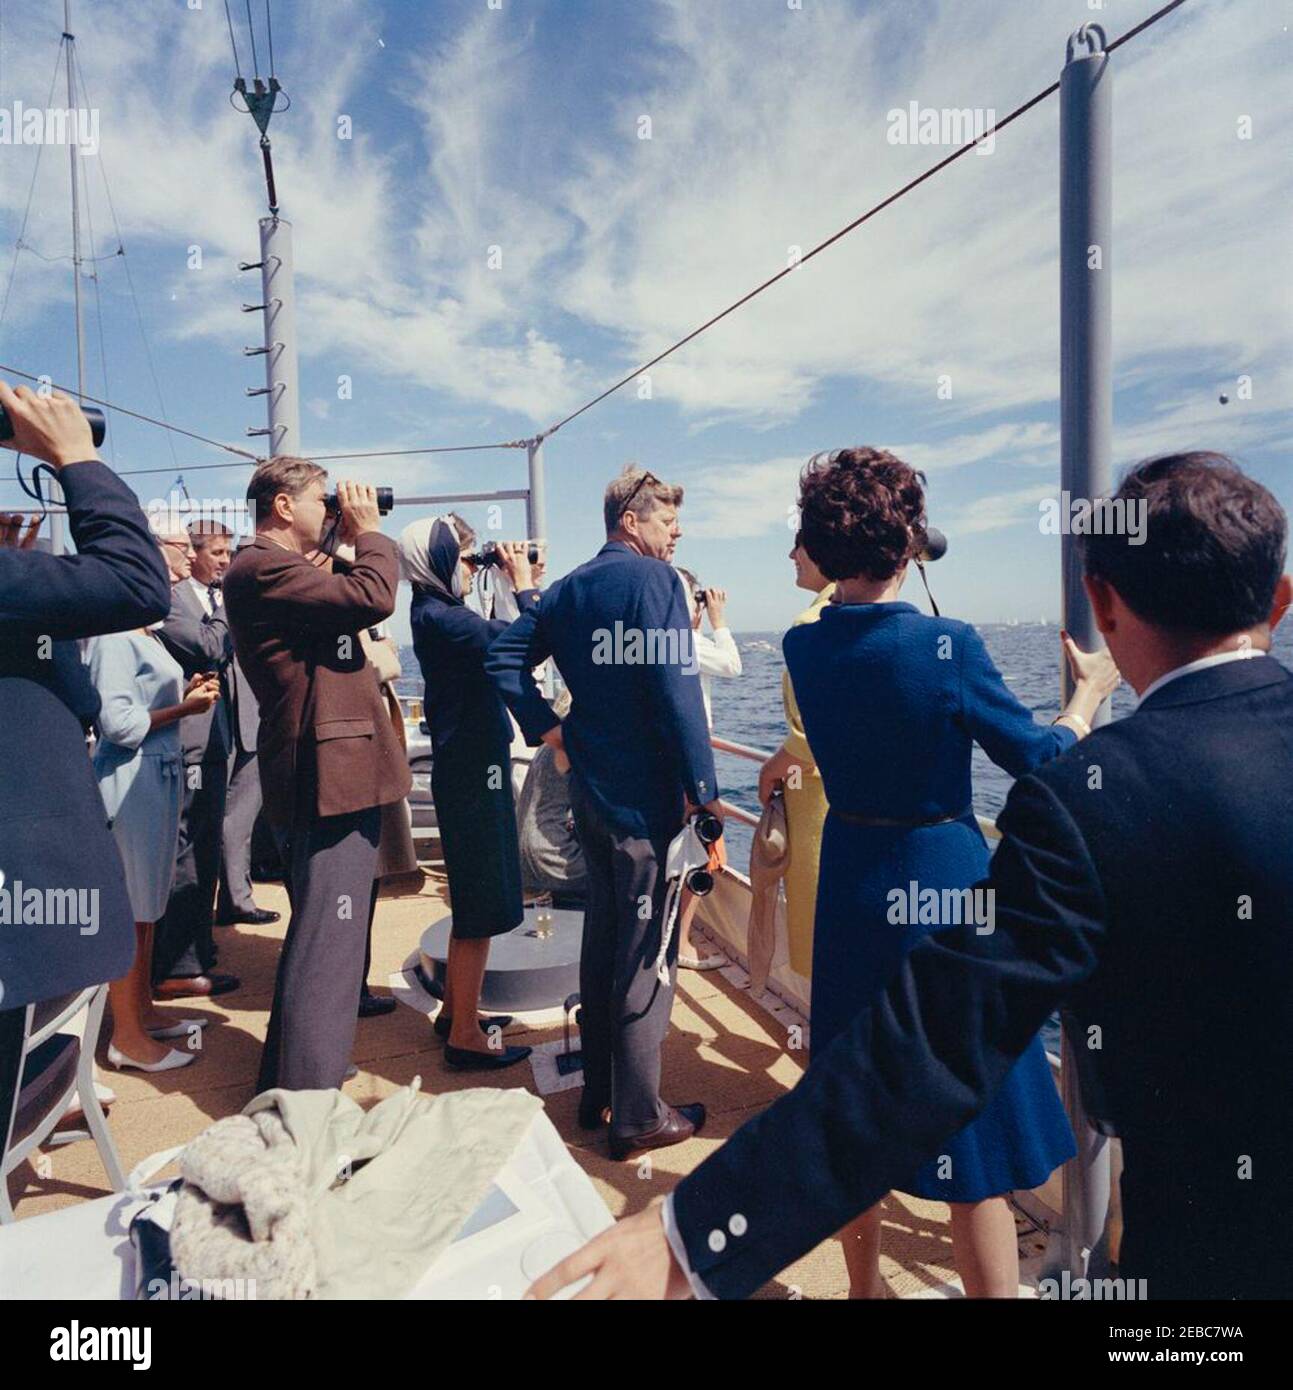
[485,542,718,840]
[674,656,1293,1300]
[0,460,171,1007]
[412,586,540,758]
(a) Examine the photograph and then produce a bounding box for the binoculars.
[323,486,394,517]
[920,526,948,563]
[0,402,106,448]
[465,541,543,568]
[684,810,724,897]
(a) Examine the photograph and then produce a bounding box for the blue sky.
[1,0,1290,642]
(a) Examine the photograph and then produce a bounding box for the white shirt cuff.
[660,1194,716,1300]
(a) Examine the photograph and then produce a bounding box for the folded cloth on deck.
[747,792,790,996]
[168,1081,542,1299]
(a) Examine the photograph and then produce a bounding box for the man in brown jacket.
[223,457,411,1091]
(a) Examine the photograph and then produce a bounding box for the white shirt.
[1136,647,1262,706]
[186,576,220,616]
[693,627,742,728]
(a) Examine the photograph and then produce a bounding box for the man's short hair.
[187,519,233,550]
[603,466,684,536]
[1082,452,1287,635]
[246,456,327,526]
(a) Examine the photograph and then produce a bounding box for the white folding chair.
[1,985,125,1222]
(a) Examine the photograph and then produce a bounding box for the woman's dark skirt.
[431,734,525,940]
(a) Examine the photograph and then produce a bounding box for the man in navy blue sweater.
[487,466,722,1159]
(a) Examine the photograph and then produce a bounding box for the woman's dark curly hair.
[797,447,928,582]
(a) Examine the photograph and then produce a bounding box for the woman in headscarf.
[399,514,536,1071]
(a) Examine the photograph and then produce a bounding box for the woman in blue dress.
[87,621,222,1072]
[399,514,537,1072]
[778,447,1120,1297]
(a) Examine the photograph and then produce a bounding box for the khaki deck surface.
[11,873,975,1298]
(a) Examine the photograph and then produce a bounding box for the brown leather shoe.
[154,973,240,1000]
[609,1102,706,1161]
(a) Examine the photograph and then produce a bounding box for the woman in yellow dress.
[757,534,834,976]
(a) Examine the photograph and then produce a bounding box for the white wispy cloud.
[1,0,1287,460]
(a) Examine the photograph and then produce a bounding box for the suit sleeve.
[240,533,400,635]
[638,567,718,806]
[156,597,232,677]
[0,460,171,639]
[958,624,1076,777]
[671,772,1107,1298]
[485,600,560,746]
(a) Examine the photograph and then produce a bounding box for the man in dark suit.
[151,525,239,999]
[487,466,722,1159]
[530,452,1293,1301]
[0,381,171,1123]
[223,458,410,1092]
[216,537,277,928]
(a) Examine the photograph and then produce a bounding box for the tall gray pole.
[52,0,85,555]
[526,437,547,542]
[259,216,300,456]
[64,1,85,402]
[1055,21,1114,1280]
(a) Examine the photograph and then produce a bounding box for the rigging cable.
[537,0,1192,443]
[0,361,260,459]
[222,0,243,84]
[0,37,67,332]
[73,44,179,469]
[244,0,260,81]
[266,0,276,78]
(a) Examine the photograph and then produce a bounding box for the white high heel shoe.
[106,1043,197,1073]
[146,1017,211,1040]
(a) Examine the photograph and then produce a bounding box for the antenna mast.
[229,4,298,458]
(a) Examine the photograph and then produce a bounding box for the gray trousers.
[569,778,679,1137]
[257,806,380,1094]
[217,749,262,919]
[153,761,228,982]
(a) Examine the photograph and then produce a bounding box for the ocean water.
[401,619,1293,870]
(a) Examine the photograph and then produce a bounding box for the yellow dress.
[781,584,834,975]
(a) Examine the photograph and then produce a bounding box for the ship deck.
[10,870,1032,1298]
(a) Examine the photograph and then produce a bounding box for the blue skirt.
[810,812,1075,1203]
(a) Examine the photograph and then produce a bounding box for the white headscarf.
[398,515,464,601]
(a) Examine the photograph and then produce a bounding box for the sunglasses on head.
[618,471,660,524]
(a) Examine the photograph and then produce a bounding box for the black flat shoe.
[444,1043,533,1071]
[358,993,398,1018]
[216,907,280,926]
[433,1013,515,1040]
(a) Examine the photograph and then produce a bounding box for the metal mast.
[1054,21,1115,1281]
[230,11,297,458]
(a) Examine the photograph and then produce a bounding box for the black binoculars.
[683,811,724,897]
[0,402,106,448]
[323,486,394,516]
[465,541,542,568]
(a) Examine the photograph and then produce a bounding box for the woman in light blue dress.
[86,624,221,1071]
